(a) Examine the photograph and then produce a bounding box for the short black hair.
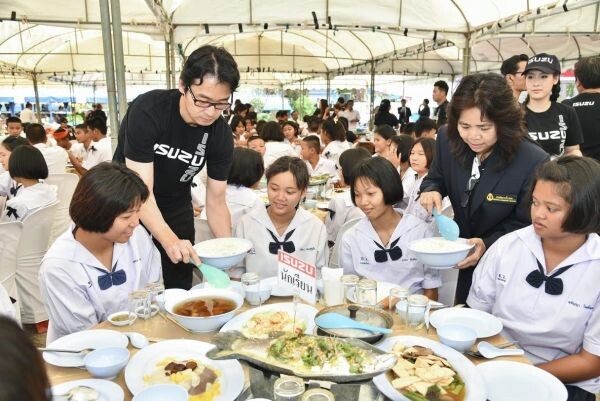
[307,116,321,132]
[8,145,48,180]
[265,156,309,191]
[229,115,244,132]
[415,117,437,138]
[355,141,375,155]
[59,117,68,124]
[282,120,299,137]
[1,136,29,152]
[246,135,264,146]
[302,136,321,153]
[322,119,346,142]
[374,124,396,140]
[350,157,403,206]
[86,116,107,135]
[6,116,21,125]
[337,116,349,132]
[339,147,371,184]
[500,54,529,76]
[180,45,240,92]
[423,99,429,105]
[530,156,600,234]
[227,147,264,188]
[391,134,415,163]
[276,110,289,118]
[574,56,600,89]
[411,137,436,169]
[261,121,284,142]
[75,123,87,130]
[434,80,449,94]
[403,122,416,137]
[24,123,46,144]
[70,162,149,233]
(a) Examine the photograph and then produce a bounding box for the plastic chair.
[329,217,362,269]
[438,268,459,306]
[45,173,79,247]
[194,217,215,245]
[16,201,58,324]
[0,220,23,323]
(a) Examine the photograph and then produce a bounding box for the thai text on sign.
[277,251,317,304]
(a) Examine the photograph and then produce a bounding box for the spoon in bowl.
[123,332,149,349]
[195,263,231,288]
[432,207,460,241]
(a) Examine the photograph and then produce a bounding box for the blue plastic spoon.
[195,263,231,288]
[433,207,460,241]
[315,313,392,334]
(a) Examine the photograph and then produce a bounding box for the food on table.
[174,297,237,318]
[207,331,397,382]
[388,343,465,401]
[194,238,250,257]
[144,357,220,401]
[241,310,307,339]
[309,174,331,185]
[110,313,130,322]
[410,238,471,253]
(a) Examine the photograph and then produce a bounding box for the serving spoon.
[432,207,460,241]
[195,262,231,288]
[315,312,392,334]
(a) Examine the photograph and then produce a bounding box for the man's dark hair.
[1,136,28,152]
[500,54,529,76]
[86,116,107,135]
[6,116,21,125]
[574,56,600,89]
[260,121,284,142]
[228,147,264,188]
[302,136,321,153]
[180,45,240,93]
[415,118,437,138]
[24,123,46,144]
[339,148,371,184]
[391,134,415,163]
[434,80,449,95]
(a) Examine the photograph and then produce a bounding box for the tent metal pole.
[326,73,331,104]
[165,40,171,89]
[462,34,471,76]
[169,27,176,88]
[369,61,375,130]
[32,73,42,123]
[111,0,128,121]
[280,85,285,110]
[99,0,119,147]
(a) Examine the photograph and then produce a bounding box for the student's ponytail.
[550,77,561,102]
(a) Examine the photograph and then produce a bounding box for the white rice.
[411,238,471,253]
[194,238,250,257]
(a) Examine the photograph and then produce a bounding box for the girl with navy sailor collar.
[0,136,29,200]
[40,163,162,342]
[468,156,600,401]
[235,156,328,278]
[338,157,440,299]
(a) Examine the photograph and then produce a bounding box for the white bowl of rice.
[193,237,253,269]
[408,237,474,269]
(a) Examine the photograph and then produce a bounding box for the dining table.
[45,296,531,401]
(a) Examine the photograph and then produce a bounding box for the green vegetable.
[450,383,464,395]
[403,391,429,401]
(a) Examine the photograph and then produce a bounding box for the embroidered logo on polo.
[486,193,517,204]
[153,132,209,183]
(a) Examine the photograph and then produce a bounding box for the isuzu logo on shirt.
[153,132,208,183]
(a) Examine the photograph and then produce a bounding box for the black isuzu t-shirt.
[114,89,233,212]
[524,102,583,158]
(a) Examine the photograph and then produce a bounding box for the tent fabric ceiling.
[0,0,598,87]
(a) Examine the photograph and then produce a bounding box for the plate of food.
[51,379,124,401]
[43,329,129,367]
[219,303,317,338]
[125,339,244,401]
[429,307,503,338]
[309,174,331,186]
[208,331,396,383]
[373,336,486,401]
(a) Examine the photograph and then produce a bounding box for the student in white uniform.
[300,136,337,181]
[25,123,68,175]
[2,146,57,222]
[262,121,297,168]
[39,163,162,342]
[339,157,440,299]
[236,156,328,278]
[0,136,28,200]
[325,148,371,244]
[468,156,600,401]
[389,135,417,209]
[282,121,302,154]
[372,124,395,159]
[321,119,350,167]
[68,123,94,164]
[247,135,266,157]
[70,116,112,175]
[200,147,264,231]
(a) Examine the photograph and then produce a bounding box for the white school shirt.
[200,185,263,231]
[1,182,57,222]
[404,174,452,224]
[338,110,360,132]
[33,143,68,174]
[305,157,338,180]
[0,171,21,199]
[82,137,112,170]
[339,212,441,293]
[0,282,16,320]
[325,189,364,243]
[20,108,35,124]
[235,205,329,278]
[467,226,600,394]
[39,224,162,342]
[322,140,351,167]
[70,142,93,162]
[283,138,302,155]
[263,141,298,169]
[397,166,417,209]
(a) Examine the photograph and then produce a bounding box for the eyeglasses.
[460,175,479,208]
[187,87,232,111]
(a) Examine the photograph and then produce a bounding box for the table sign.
[277,251,317,304]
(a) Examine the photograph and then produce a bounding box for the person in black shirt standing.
[523,53,583,158]
[432,80,449,127]
[418,99,430,118]
[114,45,240,289]
[562,56,600,161]
[374,99,399,129]
[397,99,412,125]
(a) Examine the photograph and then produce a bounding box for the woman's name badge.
[486,193,517,204]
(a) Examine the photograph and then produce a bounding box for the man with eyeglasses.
[500,54,529,102]
[114,45,240,290]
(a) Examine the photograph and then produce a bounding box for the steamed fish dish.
[242,311,306,339]
[144,358,221,401]
[207,331,396,382]
[388,344,465,401]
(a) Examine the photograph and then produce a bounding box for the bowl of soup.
[165,288,243,332]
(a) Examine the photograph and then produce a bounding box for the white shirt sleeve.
[339,229,357,275]
[466,241,501,312]
[583,296,600,357]
[315,221,329,269]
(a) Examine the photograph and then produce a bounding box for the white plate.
[373,336,487,401]
[51,379,124,401]
[477,361,567,401]
[43,329,129,367]
[124,339,244,400]
[220,302,318,336]
[430,308,503,338]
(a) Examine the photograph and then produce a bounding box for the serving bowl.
[193,237,253,269]
[131,384,188,401]
[437,323,477,352]
[408,237,474,269]
[83,347,130,379]
[165,288,244,332]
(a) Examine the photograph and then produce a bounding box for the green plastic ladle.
[195,263,231,288]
